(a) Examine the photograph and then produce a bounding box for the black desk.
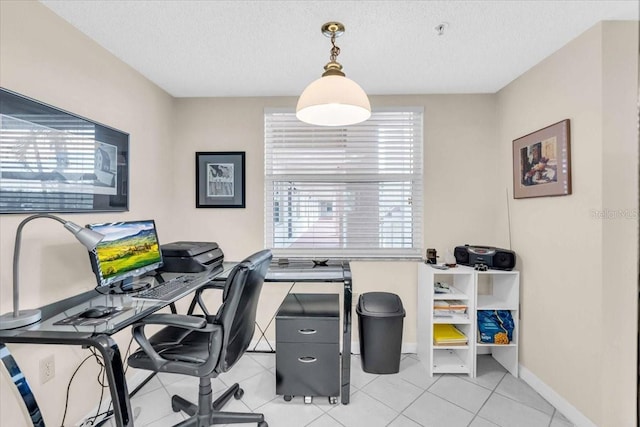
[0,268,223,427]
[213,260,353,405]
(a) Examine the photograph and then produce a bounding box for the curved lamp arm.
[0,214,104,330]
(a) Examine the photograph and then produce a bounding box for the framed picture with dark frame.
[513,119,571,199]
[196,151,245,208]
[0,88,129,214]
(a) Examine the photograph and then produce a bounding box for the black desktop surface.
[215,259,349,283]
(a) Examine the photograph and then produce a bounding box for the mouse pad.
[54,307,131,326]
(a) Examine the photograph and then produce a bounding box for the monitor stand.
[107,277,151,295]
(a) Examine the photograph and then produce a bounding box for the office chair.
[128,249,272,427]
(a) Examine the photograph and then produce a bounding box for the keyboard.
[133,275,199,302]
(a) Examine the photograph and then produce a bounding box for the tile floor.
[125,353,575,427]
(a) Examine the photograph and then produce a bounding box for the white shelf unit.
[476,269,519,376]
[418,264,520,377]
[417,265,476,377]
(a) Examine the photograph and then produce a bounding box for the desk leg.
[0,344,44,427]
[341,276,352,405]
[90,335,133,427]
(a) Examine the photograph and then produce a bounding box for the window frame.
[264,107,424,260]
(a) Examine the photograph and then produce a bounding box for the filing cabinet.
[275,293,340,404]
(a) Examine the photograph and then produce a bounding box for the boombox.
[453,245,516,271]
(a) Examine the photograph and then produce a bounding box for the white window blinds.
[264,108,423,259]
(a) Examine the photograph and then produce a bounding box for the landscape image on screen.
[93,221,161,280]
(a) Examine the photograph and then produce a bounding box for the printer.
[160,241,224,273]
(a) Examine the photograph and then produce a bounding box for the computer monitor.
[87,219,163,292]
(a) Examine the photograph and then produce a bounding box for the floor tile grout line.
[458,370,507,392]
[303,410,347,427]
[548,408,557,427]
[136,353,570,427]
[359,370,434,410]
[472,373,556,426]
[468,376,500,427]
[357,373,433,416]
[136,381,184,427]
[397,387,430,427]
[491,383,556,420]
[421,388,478,420]
[342,387,401,419]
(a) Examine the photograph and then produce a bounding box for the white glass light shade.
[296,75,371,126]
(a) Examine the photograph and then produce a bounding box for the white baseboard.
[519,365,597,427]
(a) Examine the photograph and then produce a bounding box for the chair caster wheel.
[283,395,292,402]
[258,422,268,427]
[234,388,244,399]
[329,396,338,404]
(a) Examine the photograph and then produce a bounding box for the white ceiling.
[40,0,638,98]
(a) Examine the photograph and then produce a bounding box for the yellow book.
[433,324,467,345]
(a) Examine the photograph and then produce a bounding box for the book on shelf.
[433,324,468,346]
[433,300,467,317]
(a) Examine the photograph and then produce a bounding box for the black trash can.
[356,292,405,374]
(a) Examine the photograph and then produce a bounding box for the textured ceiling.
[40,0,638,97]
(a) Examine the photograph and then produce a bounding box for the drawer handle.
[298,329,317,335]
[298,356,317,363]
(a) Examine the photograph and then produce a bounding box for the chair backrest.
[214,249,272,373]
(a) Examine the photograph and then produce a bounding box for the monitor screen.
[87,219,163,289]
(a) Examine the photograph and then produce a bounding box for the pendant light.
[296,22,371,127]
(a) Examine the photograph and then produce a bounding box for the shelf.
[432,349,470,374]
[476,269,518,276]
[433,344,469,350]
[420,263,519,378]
[428,265,475,274]
[476,343,517,348]
[433,286,469,300]
[433,315,470,324]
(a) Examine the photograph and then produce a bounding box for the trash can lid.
[357,292,405,317]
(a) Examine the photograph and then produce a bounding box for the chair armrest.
[133,313,209,329]
[198,281,225,292]
[131,314,220,372]
[188,281,225,316]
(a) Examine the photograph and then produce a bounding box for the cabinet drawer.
[276,342,340,397]
[276,318,338,343]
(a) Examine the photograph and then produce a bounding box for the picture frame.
[512,119,571,199]
[196,151,245,208]
[0,88,129,214]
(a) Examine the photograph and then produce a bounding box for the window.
[264,108,423,259]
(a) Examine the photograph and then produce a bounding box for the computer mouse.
[80,306,112,319]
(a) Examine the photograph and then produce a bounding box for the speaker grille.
[454,247,470,265]
[493,251,515,270]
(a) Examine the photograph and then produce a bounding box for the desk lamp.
[0,214,104,330]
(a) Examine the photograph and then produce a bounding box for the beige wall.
[170,93,502,346]
[1,2,638,427]
[0,1,175,425]
[497,21,639,427]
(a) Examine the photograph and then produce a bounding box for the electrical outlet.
[39,354,55,384]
